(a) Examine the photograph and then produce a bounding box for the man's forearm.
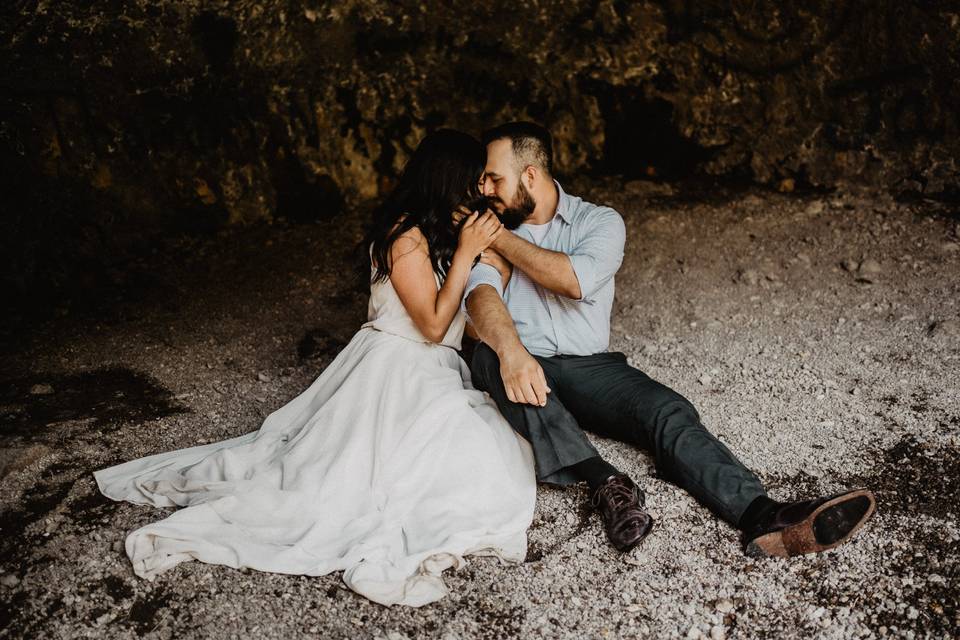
[494,232,581,299]
[466,283,551,406]
[466,285,524,356]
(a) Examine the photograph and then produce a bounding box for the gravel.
[1,180,958,639]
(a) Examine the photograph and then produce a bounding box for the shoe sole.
[745,488,876,558]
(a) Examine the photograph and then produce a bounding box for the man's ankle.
[570,456,619,492]
[738,495,782,531]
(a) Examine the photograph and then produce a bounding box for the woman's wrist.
[452,246,478,265]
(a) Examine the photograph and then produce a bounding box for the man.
[464,121,876,556]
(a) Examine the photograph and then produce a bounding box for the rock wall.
[2,0,959,306]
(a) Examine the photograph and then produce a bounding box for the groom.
[463,121,876,556]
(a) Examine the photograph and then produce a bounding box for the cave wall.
[2,0,959,306]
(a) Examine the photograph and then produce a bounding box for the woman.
[94,130,536,607]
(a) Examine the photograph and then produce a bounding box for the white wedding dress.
[94,266,536,607]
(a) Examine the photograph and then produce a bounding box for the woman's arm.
[389,215,501,343]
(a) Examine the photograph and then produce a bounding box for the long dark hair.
[364,129,485,283]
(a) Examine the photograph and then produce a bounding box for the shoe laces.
[592,475,642,513]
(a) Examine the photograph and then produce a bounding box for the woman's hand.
[479,247,512,289]
[479,246,510,274]
[451,204,472,226]
[457,211,503,259]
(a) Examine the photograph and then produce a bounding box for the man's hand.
[465,285,546,404]
[489,231,582,300]
[499,345,551,406]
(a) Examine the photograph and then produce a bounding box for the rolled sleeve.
[461,262,504,316]
[567,207,626,302]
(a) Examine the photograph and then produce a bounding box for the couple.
[94,122,876,607]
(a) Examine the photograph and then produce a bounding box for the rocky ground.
[1,179,958,639]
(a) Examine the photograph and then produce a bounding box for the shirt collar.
[552,179,572,224]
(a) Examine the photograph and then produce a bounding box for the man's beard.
[494,181,537,230]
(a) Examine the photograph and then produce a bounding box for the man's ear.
[523,165,537,190]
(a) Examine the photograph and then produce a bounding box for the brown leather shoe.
[590,473,654,552]
[744,488,876,557]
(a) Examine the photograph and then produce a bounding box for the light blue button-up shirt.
[464,181,626,358]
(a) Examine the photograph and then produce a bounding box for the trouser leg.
[556,352,767,525]
[470,343,598,485]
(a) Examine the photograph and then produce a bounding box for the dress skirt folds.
[94,272,536,606]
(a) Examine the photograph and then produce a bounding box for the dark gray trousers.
[470,343,767,525]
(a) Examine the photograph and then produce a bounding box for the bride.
[94,129,537,607]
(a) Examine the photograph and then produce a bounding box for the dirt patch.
[0,591,28,636]
[471,596,526,640]
[0,481,73,565]
[0,367,189,442]
[761,435,960,520]
[127,588,173,635]
[297,329,349,361]
[841,436,960,519]
[815,523,958,636]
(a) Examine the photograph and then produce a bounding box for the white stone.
[0,574,20,588]
[715,599,734,614]
[858,258,882,275]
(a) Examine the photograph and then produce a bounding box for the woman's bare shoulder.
[393,222,426,244]
[389,222,429,265]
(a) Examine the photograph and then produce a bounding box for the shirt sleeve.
[461,262,504,316]
[566,206,626,302]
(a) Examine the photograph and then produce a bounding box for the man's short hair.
[482,121,553,176]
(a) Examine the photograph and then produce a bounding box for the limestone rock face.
[2,1,958,303]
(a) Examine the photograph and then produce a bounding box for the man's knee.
[647,394,702,440]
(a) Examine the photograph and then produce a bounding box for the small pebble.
[1,574,20,588]
[858,258,882,275]
[29,383,54,395]
[736,269,760,286]
[939,241,959,253]
[840,258,859,272]
[95,612,116,626]
[623,555,644,567]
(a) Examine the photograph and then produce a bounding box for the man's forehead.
[484,139,514,171]
[486,138,512,155]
